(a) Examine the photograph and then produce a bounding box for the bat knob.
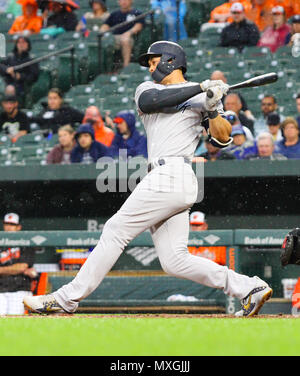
[207,89,214,98]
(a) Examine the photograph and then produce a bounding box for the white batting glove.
[201,80,229,95]
[205,86,223,111]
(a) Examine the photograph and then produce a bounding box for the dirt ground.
[19,313,299,319]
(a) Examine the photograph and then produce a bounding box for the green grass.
[1,316,300,356]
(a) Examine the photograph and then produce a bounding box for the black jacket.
[33,103,84,134]
[47,10,78,31]
[220,19,260,50]
[0,50,39,94]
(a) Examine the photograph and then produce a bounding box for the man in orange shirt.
[9,0,43,35]
[82,106,115,147]
[245,0,276,31]
[209,0,252,23]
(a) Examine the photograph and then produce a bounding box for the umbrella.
[38,0,80,9]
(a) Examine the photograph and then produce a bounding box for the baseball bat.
[207,72,278,98]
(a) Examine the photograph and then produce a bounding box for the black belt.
[147,157,191,173]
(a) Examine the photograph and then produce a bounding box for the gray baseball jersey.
[135,80,225,161]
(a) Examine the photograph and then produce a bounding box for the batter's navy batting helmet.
[138,41,187,82]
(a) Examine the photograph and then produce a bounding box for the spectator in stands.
[211,70,254,121]
[245,0,274,32]
[219,2,260,51]
[71,123,110,164]
[225,124,256,159]
[208,0,252,23]
[33,88,84,134]
[266,112,283,142]
[275,117,300,159]
[224,110,254,141]
[296,93,300,128]
[150,0,187,42]
[0,94,30,142]
[76,0,110,34]
[189,211,208,231]
[257,6,291,52]
[285,14,300,45]
[272,0,300,20]
[0,212,37,316]
[197,137,236,161]
[253,95,281,137]
[224,93,254,134]
[0,36,39,99]
[82,106,115,147]
[8,0,43,35]
[46,124,76,164]
[42,0,78,31]
[245,132,287,160]
[99,0,145,67]
[109,110,147,159]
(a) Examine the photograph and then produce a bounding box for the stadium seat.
[0,13,15,33]
[14,133,45,147]
[0,134,11,147]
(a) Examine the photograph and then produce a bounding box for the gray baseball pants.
[54,158,257,312]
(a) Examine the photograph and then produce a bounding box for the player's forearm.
[138,85,203,113]
[0,263,28,275]
[209,115,232,144]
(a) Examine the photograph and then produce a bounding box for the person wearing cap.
[275,117,300,159]
[220,2,260,51]
[70,123,111,164]
[224,110,254,141]
[257,6,291,52]
[82,106,115,147]
[208,0,252,23]
[189,211,208,231]
[245,131,286,160]
[0,94,30,142]
[99,0,145,67]
[225,123,256,159]
[285,14,300,45]
[0,213,37,315]
[76,0,110,34]
[266,112,283,142]
[0,35,39,99]
[109,110,147,159]
[223,92,254,133]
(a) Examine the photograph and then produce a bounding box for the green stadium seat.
[14,133,45,147]
[57,54,80,92]
[0,134,11,147]
[25,68,52,108]
[0,13,15,33]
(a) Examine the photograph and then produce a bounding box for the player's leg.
[25,163,197,313]
[151,209,272,315]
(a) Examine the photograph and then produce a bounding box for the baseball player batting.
[24,41,272,317]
